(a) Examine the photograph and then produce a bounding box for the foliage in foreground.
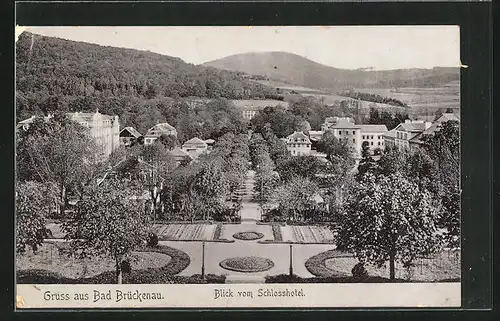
[62,180,150,284]
[336,172,442,279]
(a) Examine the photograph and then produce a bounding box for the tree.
[62,180,150,284]
[269,176,320,222]
[277,155,327,184]
[316,131,354,164]
[356,141,380,180]
[16,113,104,215]
[337,173,442,280]
[16,181,58,253]
[158,134,178,150]
[421,120,460,246]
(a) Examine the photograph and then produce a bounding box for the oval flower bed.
[220,256,274,273]
[232,231,264,241]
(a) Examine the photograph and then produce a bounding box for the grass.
[16,243,192,284]
[305,249,461,282]
[233,231,264,241]
[219,257,275,273]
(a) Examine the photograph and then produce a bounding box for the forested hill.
[15,32,278,131]
[203,52,460,91]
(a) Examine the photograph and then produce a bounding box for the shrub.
[147,232,159,247]
[351,262,368,279]
[272,225,283,242]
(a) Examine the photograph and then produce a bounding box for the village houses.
[144,122,177,145]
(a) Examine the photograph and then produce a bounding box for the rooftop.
[286,131,311,144]
[120,127,142,138]
[148,122,176,133]
[182,137,207,147]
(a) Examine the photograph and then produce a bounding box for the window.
[353,138,355,143]
[370,142,373,146]
[404,133,408,140]
[339,130,342,135]
[362,135,365,139]
[352,131,355,135]
[371,135,374,139]
[378,142,380,146]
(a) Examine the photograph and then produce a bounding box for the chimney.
[424,121,432,130]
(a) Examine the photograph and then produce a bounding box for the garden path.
[239,170,261,224]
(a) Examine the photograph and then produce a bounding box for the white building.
[18,110,120,158]
[285,131,312,156]
[325,119,388,157]
[144,122,177,145]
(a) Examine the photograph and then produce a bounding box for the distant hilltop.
[203,51,460,91]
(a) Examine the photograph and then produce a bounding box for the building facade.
[232,100,290,120]
[325,120,388,157]
[18,110,120,158]
[285,131,312,156]
[144,122,177,145]
[393,120,432,151]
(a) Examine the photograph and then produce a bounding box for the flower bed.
[213,224,223,240]
[219,257,275,273]
[272,225,283,242]
[289,226,334,243]
[153,224,215,241]
[233,232,264,241]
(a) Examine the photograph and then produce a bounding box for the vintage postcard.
[15,26,461,309]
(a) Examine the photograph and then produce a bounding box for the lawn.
[16,242,193,284]
[16,242,172,279]
[306,249,460,282]
[281,225,335,244]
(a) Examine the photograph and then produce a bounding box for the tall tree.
[16,113,104,214]
[356,141,380,180]
[269,176,320,222]
[62,180,150,284]
[337,173,442,280]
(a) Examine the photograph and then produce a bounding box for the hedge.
[265,274,461,284]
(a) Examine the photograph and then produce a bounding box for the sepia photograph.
[15,25,461,308]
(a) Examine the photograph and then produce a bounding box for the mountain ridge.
[203,52,460,91]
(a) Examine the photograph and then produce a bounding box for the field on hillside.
[253,80,325,94]
[356,81,459,106]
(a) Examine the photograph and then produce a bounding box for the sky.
[22,26,460,70]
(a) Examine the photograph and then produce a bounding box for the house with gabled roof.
[408,113,460,151]
[393,120,432,151]
[285,131,312,156]
[120,126,142,147]
[167,146,192,165]
[181,137,208,159]
[144,122,177,145]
